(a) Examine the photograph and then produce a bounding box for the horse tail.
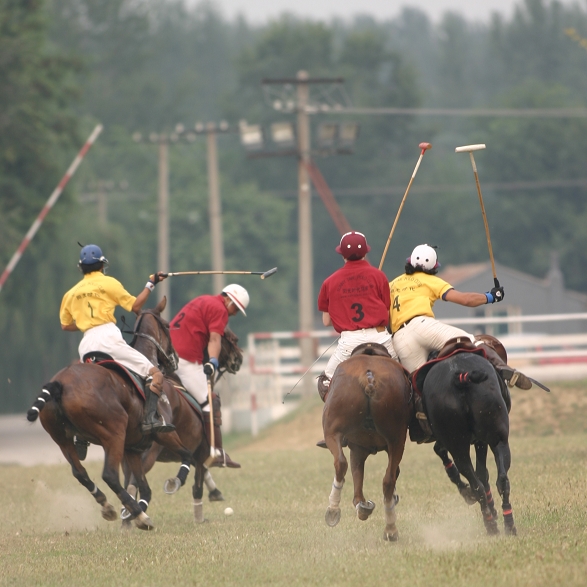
[453,370,488,389]
[358,369,377,398]
[27,381,63,422]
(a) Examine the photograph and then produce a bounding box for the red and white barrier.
[0,124,103,292]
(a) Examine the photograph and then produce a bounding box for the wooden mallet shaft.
[379,142,432,271]
[455,144,499,287]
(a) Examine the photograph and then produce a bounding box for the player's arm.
[443,289,489,307]
[61,322,79,331]
[322,312,332,327]
[207,332,222,362]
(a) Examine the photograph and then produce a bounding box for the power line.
[317,106,587,118]
[269,178,587,198]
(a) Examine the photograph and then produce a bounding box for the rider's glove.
[204,357,219,376]
[491,285,505,302]
[485,286,505,304]
[149,271,166,285]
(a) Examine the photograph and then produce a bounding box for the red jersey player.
[317,231,397,395]
[170,283,249,468]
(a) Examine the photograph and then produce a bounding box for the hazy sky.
[211,0,575,23]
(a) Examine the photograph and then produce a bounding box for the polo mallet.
[164,267,277,280]
[455,144,500,289]
[204,376,216,467]
[379,142,432,270]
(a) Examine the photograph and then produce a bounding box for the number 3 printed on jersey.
[350,302,364,322]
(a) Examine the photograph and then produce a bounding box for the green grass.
[2,395,587,586]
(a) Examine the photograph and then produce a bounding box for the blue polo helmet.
[79,244,109,267]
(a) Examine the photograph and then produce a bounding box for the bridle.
[126,311,179,374]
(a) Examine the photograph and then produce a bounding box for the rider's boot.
[317,371,330,402]
[142,367,175,434]
[74,436,90,461]
[480,345,533,390]
[414,393,433,438]
[203,395,240,468]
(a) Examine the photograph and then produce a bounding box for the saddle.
[82,352,146,400]
[411,338,487,397]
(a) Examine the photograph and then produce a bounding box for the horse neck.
[134,315,162,365]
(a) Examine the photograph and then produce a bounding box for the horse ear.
[155,296,167,314]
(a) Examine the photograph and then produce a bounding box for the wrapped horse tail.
[27,381,62,421]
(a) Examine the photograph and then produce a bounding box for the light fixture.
[239,121,264,150]
[317,123,338,148]
[338,122,359,148]
[270,122,295,147]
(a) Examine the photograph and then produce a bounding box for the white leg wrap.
[328,477,344,509]
[204,470,216,491]
[193,499,204,523]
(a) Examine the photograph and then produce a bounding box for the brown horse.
[123,313,243,523]
[322,343,412,541]
[26,298,194,530]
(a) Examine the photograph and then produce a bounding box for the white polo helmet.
[409,244,439,271]
[222,284,249,316]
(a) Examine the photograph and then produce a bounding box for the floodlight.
[270,122,295,147]
[239,121,264,150]
[338,122,359,147]
[317,123,338,148]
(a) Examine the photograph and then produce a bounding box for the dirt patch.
[240,399,324,452]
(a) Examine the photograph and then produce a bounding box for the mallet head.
[419,142,432,151]
[455,144,486,153]
[260,267,277,279]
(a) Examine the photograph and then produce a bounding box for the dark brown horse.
[26,298,194,530]
[322,343,412,541]
[123,315,243,523]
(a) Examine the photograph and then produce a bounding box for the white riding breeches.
[175,357,210,411]
[392,316,474,373]
[325,327,398,379]
[78,322,155,378]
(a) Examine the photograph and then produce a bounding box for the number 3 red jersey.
[317,259,391,333]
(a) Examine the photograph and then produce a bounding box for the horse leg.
[451,447,499,536]
[381,443,403,542]
[101,435,154,531]
[124,451,154,530]
[492,440,517,536]
[193,463,206,523]
[434,442,476,505]
[324,433,347,527]
[204,470,224,502]
[59,441,118,522]
[474,441,498,520]
[350,445,375,521]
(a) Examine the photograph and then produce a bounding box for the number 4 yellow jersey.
[389,272,453,333]
[60,271,136,332]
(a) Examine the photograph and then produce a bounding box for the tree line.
[1,0,586,411]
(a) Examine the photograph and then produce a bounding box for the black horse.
[422,350,516,536]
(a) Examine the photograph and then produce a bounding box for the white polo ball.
[224,507,234,516]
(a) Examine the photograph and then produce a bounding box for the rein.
[121,314,179,373]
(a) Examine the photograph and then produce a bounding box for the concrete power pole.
[157,139,171,319]
[296,71,315,392]
[206,125,225,293]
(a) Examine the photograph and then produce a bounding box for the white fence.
[218,313,587,435]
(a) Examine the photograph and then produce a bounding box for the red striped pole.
[0,124,103,292]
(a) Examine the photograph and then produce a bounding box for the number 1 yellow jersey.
[60,271,136,332]
[389,272,452,333]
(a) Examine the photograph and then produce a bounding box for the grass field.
[1,382,587,587]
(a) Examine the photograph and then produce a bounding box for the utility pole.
[206,123,225,293]
[296,71,314,386]
[157,139,170,319]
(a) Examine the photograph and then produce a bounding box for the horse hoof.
[164,477,181,495]
[325,507,341,527]
[505,525,518,536]
[209,488,225,502]
[484,520,499,536]
[101,504,117,522]
[356,500,375,521]
[383,530,399,542]
[134,512,154,531]
[459,485,477,506]
[121,518,133,531]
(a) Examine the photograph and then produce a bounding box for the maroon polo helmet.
[335,231,371,260]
